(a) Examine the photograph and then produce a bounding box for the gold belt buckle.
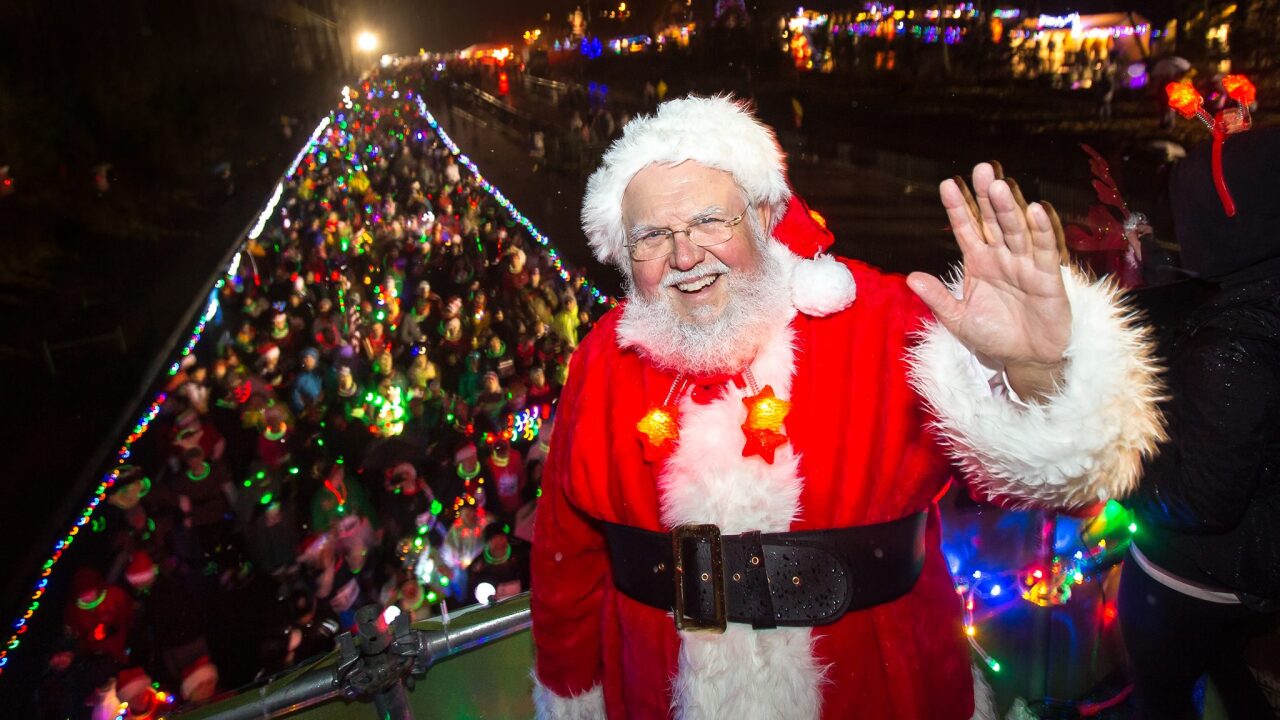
[671,523,726,633]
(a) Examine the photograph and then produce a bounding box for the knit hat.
[180,656,219,701]
[116,667,152,705]
[1171,125,1280,279]
[581,95,855,316]
[125,551,157,589]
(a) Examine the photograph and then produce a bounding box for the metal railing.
[174,593,533,720]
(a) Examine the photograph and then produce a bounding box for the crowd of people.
[36,68,605,720]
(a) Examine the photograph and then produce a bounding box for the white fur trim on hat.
[116,668,152,704]
[532,675,604,720]
[126,565,156,588]
[908,265,1166,509]
[582,95,791,268]
[181,658,218,700]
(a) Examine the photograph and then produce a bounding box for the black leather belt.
[602,510,928,633]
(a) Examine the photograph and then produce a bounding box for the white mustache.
[662,260,731,288]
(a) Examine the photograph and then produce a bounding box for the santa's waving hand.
[908,162,1073,403]
[907,160,1166,510]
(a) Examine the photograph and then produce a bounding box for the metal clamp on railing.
[333,605,425,719]
[172,593,533,720]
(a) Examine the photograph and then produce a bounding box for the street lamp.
[356,31,379,54]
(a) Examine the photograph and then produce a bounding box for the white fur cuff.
[533,675,605,720]
[970,663,997,720]
[908,266,1165,509]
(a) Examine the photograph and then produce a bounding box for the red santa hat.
[454,442,478,464]
[71,567,105,601]
[180,656,219,700]
[125,551,157,589]
[259,342,281,362]
[116,666,152,705]
[297,533,327,562]
[581,95,856,317]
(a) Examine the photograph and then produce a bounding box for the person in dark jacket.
[1120,124,1280,719]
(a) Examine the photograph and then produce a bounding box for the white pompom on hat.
[582,94,855,317]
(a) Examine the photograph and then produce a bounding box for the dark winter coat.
[1130,272,1280,606]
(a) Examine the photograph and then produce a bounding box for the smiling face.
[622,163,768,324]
[616,163,794,376]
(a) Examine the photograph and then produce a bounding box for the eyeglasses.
[626,207,749,262]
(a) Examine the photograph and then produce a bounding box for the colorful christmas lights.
[0,92,335,681]
[951,500,1138,678]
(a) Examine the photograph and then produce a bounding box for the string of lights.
[0,112,333,679]
[951,500,1138,680]
[411,93,616,308]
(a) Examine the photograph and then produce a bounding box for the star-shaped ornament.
[741,385,791,464]
[637,406,680,462]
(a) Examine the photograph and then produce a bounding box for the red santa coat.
[532,259,976,720]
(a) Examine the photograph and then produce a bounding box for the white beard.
[617,239,793,376]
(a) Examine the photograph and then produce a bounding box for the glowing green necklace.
[484,544,512,565]
[76,590,107,610]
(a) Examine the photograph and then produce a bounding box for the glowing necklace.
[187,462,211,482]
[456,462,480,480]
[263,423,288,441]
[484,544,512,565]
[637,367,791,464]
[77,590,107,611]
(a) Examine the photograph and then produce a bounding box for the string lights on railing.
[0,112,334,680]
[412,95,616,308]
[1,69,603,679]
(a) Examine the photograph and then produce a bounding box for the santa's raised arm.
[531,96,1164,720]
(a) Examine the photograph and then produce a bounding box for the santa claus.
[530,96,1165,719]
